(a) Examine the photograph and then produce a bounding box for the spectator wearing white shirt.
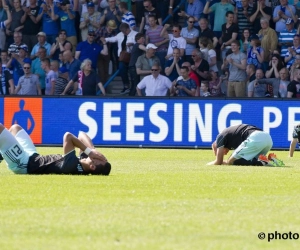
[136,63,172,96]
[105,23,137,94]
[161,24,186,61]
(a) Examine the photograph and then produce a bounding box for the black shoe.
[0,153,3,163]
[120,87,130,94]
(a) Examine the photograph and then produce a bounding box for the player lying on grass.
[0,123,111,175]
[207,124,284,166]
[289,124,300,157]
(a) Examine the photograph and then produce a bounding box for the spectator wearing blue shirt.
[172,66,197,97]
[75,30,108,70]
[31,46,47,94]
[273,0,297,33]
[178,0,203,28]
[165,48,183,82]
[51,0,77,51]
[63,49,81,80]
[31,32,52,60]
[6,45,31,87]
[278,18,297,57]
[36,2,60,44]
[119,2,136,30]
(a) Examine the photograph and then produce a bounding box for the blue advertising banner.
[1,97,300,148]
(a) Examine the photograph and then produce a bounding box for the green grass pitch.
[1,147,300,250]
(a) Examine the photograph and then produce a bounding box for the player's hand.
[206,161,215,165]
[89,149,107,162]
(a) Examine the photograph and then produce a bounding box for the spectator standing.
[208,70,222,97]
[198,17,218,48]
[63,50,81,80]
[181,16,199,63]
[51,0,77,50]
[182,61,200,96]
[55,66,73,95]
[246,63,256,82]
[79,2,101,41]
[289,53,300,78]
[95,20,118,84]
[136,43,160,78]
[247,68,266,97]
[239,28,251,53]
[178,0,203,29]
[172,66,196,97]
[265,54,284,78]
[41,58,58,95]
[136,63,172,96]
[8,31,26,55]
[258,17,278,70]
[119,2,136,30]
[257,67,290,97]
[278,18,296,58]
[247,35,264,69]
[6,45,30,87]
[249,0,272,35]
[145,14,169,72]
[31,32,51,60]
[99,0,122,31]
[0,51,14,95]
[163,24,186,60]
[203,0,234,38]
[36,1,60,45]
[287,68,300,97]
[128,33,146,96]
[273,0,297,33]
[199,37,218,73]
[234,0,253,38]
[223,40,247,97]
[75,29,108,70]
[139,0,162,33]
[20,0,40,53]
[190,49,209,82]
[6,0,24,46]
[14,62,41,95]
[31,46,47,94]
[165,48,183,82]
[50,30,73,61]
[62,59,105,96]
[284,34,300,68]
[219,11,238,60]
[0,0,8,51]
[105,23,138,94]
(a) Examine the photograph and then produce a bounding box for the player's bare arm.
[63,132,107,163]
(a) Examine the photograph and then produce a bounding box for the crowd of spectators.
[0,0,300,98]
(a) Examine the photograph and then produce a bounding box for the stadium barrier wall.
[1,96,299,149]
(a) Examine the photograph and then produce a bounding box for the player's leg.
[0,124,30,174]
[9,124,37,157]
[230,131,271,166]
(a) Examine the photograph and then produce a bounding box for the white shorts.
[0,129,37,174]
[231,131,273,161]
